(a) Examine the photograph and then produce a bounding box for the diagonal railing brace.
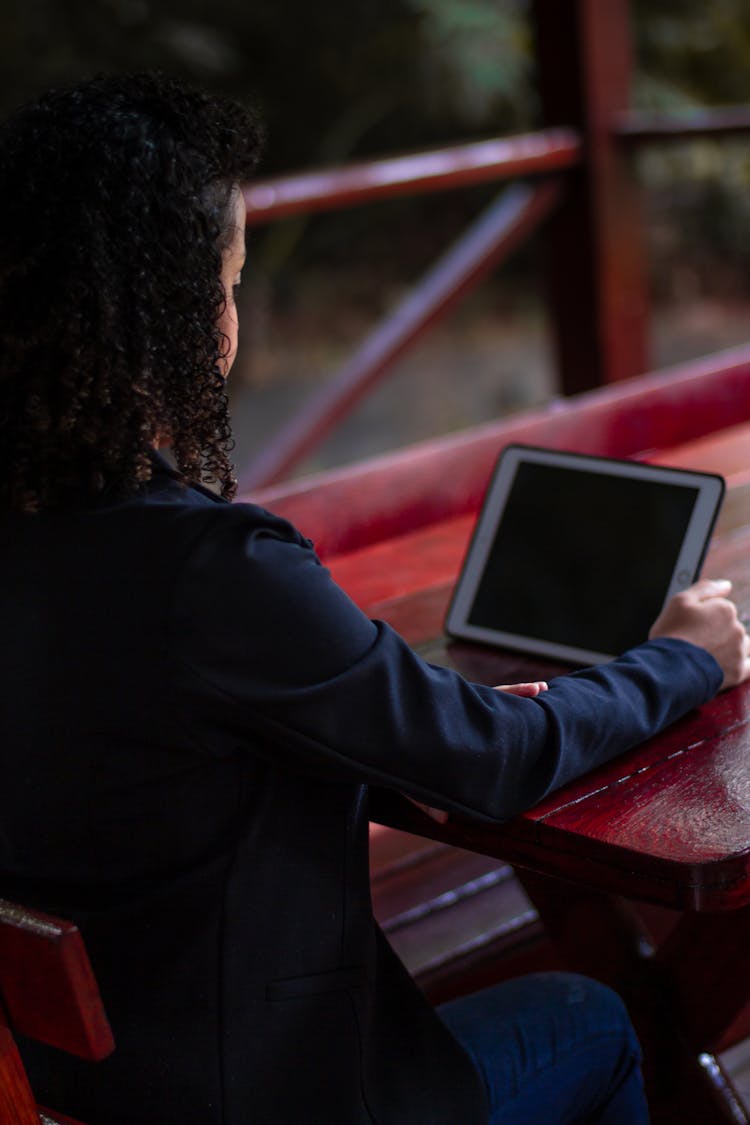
[239,178,563,490]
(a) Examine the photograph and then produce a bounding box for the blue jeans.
[437,972,649,1124]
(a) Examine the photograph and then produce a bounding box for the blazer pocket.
[266,965,366,1002]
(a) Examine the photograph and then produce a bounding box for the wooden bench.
[249,345,750,1005]
[0,899,113,1125]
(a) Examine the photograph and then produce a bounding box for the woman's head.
[0,72,262,509]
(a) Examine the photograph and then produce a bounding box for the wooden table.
[329,422,750,1124]
[254,358,750,1123]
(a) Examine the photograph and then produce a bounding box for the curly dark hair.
[0,72,262,509]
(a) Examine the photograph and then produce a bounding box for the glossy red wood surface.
[318,412,750,913]
[401,648,750,915]
[395,458,750,913]
[0,1027,38,1125]
[328,514,472,644]
[0,900,114,1061]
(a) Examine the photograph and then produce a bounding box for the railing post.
[531,0,648,393]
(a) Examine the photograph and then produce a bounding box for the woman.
[0,73,747,1125]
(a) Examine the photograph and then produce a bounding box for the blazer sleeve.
[168,503,722,823]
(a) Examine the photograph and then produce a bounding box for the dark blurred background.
[4,0,750,474]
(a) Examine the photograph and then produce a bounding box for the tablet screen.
[446,446,725,664]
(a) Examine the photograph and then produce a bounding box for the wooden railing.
[242,129,581,222]
[237,0,750,492]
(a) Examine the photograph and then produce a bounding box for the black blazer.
[0,456,720,1124]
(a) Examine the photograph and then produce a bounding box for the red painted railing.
[238,142,574,490]
[618,106,750,144]
[240,180,563,489]
[237,0,750,490]
[242,129,581,224]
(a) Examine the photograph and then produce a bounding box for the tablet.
[445,444,725,665]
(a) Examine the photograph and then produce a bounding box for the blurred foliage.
[0,0,425,171]
[2,0,750,298]
[0,0,533,172]
[632,0,750,109]
[405,0,535,129]
[629,0,750,301]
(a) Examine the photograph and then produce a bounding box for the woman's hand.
[649,578,750,690]
[493,681,549,698]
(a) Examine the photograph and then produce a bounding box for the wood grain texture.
[0,1027,39,1125]
[327,515,473,610]
[359,400,750,1120]
[0,900,114,1060]
[342,412,750,911]
[373,664,750,910]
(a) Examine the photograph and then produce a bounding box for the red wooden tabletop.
[343,423,750,914]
